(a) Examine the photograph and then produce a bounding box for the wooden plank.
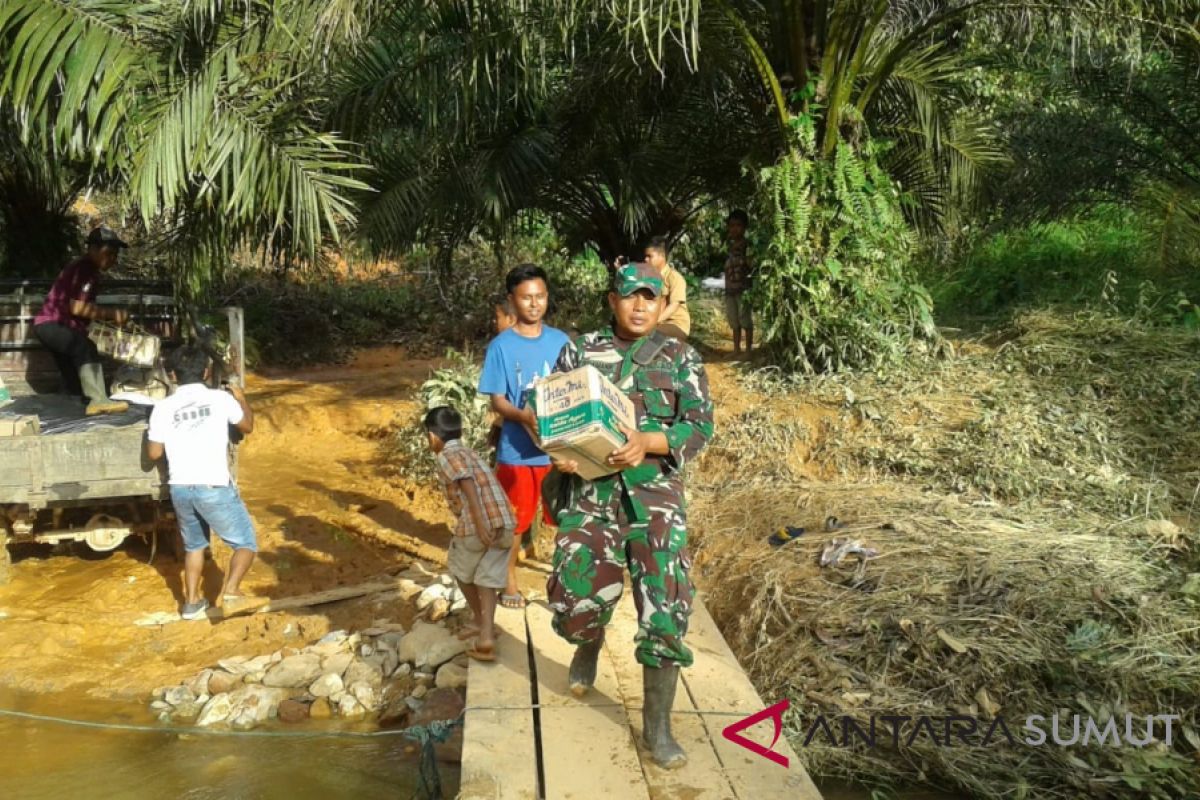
[460,607,539,800]
[682,597,823,800]
[605,593,741,800]
[132,574,421,626]
[525,601,651,800]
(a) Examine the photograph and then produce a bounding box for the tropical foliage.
[1,0,1197,365]
[0,0,370,290]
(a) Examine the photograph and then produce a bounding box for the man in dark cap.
[33,226,133,415]
[542,261,714,770]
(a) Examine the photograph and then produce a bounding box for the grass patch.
[924,205,1200,325]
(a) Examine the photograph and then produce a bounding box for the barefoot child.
[426,406,516,661]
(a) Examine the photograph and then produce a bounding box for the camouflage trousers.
[546,507,694,668]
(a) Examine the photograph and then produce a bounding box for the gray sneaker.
[181,599,210,620]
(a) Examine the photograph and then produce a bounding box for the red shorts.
[495,463,555,533]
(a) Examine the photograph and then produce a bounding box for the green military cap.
[613,261,663,297]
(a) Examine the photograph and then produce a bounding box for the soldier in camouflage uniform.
[543,261,714,769]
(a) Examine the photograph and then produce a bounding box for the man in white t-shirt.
[147,346,256,620]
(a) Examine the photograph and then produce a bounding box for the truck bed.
[0,394,166,508]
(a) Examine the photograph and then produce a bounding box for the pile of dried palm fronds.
[720,310,1200,517]
[691,311,1200,798]
[693,483,1199,799]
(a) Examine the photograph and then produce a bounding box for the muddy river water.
[0,688,457,799]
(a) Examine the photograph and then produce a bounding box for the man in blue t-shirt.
[478,264,570,609]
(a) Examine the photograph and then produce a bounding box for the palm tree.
[0,0,370,289]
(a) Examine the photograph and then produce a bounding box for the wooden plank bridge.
[459,590,823,800]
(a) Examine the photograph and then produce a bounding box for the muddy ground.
[0,349,452,698]
[0,346,766,701]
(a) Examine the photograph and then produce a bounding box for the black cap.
[86,226,129,249]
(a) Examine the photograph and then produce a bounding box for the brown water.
[0,689,457,800]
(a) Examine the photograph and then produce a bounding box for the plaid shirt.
[435,440,517,539]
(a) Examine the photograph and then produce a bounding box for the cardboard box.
[534,365,637,480]
[0,414,39,437]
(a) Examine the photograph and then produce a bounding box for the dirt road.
[0,348,454,699]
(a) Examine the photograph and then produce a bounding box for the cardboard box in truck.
[534,365,636,481]
[0,414,38,437]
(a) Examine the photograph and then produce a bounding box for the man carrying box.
[543,261,714,769]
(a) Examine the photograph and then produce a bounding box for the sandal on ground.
[456,625,481,641]
[768,526,805,548]
[467,643,497,662]
[500,593,527,609]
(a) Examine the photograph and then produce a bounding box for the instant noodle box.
[533,365,636,480]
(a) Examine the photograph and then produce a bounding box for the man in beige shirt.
[644,236,690,340]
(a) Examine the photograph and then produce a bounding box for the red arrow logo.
[721,699,790,768]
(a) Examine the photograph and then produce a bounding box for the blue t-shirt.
[478,326,570,466]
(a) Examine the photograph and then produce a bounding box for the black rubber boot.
[568,631,605,697]
[642,664,687,769]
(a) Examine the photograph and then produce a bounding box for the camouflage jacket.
[551,326,714,522]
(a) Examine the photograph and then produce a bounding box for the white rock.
[438,574,454,587]
[227,685,287,728]
[322,652,354,677]
[244,671,267,684]
[337,694,365,718]
[350,682,379,712]
[262,654,323,689]
[343,657,383,691]
[173,701,203,720]
[185,669,214,697]
[397,621,468,668]
[411,684,428,700]
[359,644,374,658]
[164,686,196,707]
[150,700,171,712]
[196,693,234,727]
[196,694,210,706]
[318,630,349,645]
[394,663,412,678]
[397,579,423,600]
[414,671,435,687]
[309,640,350,658]
[415,584,448,611]
[428,597,451,622]
[217,656,249,673]
[435,663,468,690]
[378,632,405,650]
[309,672,344,698]
[269,651,284,664]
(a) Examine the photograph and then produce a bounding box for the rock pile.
[149,571,473,734]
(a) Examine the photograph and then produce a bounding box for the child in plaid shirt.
[426,406,516,662]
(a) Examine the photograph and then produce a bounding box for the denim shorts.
[170,484,258,553]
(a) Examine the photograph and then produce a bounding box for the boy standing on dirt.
[478,264,570,609]
[544,262,714,770]
[723,209,754,355]
[146,346,256,620]
[426,406,515,661]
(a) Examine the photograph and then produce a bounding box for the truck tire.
[0,527,10,586]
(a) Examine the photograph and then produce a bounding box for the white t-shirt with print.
[148,383,243,486]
